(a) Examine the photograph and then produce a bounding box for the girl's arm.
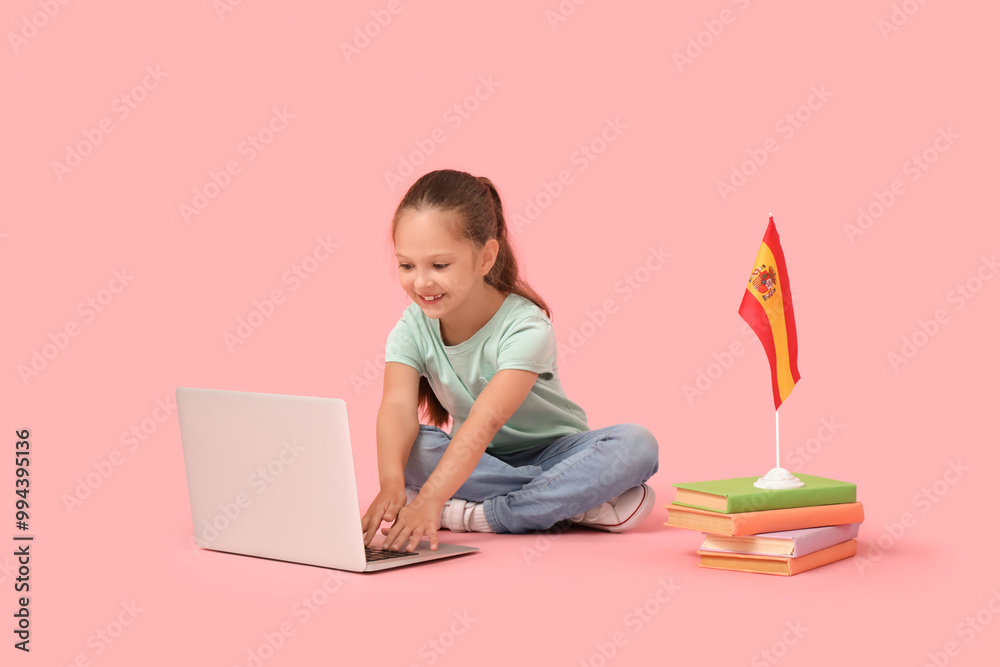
[381,368,539,552]
[361,361,421,546]
[374,362,421,488]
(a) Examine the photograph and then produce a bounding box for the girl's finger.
[389,525,411,551]
[383,521,404,550]
[363,513,382,545]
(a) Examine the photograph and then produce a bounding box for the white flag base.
[753,467,805,489]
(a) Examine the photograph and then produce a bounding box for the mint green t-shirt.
[384,293,589,455]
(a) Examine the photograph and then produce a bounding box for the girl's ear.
[478,239,500,276]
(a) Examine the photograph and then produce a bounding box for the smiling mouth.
[420,293,444,302]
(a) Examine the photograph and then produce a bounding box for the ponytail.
[475,175,552,320]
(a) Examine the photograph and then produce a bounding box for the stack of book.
[664,474,863,575]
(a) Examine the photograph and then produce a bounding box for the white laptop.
[176,387,479,572]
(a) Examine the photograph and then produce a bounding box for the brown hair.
[389,169,551,428]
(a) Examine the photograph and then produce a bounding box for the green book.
[672,474,857,514]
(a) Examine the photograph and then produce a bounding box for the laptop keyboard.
[365,545,419,561]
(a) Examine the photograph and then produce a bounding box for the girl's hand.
[361,486,407,547]
[380,495,443,552]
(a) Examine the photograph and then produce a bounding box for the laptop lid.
[176,387,478,573]
[178,387,381,572]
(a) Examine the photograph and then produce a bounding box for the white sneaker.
[440,498,470,532]
[570,484,655,533]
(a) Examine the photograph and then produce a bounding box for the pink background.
[4,1,999,665]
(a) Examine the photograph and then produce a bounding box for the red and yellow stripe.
[738,217,800,409]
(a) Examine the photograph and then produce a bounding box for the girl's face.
[394,208,497,319]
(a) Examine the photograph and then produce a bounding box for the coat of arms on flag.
[749,264,778,301]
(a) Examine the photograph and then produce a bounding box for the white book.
[699,523,861,557]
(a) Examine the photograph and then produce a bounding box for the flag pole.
[754,406,803,489]
[772,211,782,472]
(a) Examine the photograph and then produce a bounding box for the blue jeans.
[403,423,659,534]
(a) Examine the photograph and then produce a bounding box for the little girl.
[361,169,659,552]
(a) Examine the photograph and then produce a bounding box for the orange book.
[664,502,864,536]
[698,539,857,575]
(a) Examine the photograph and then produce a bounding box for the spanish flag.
[738,216,800,409]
